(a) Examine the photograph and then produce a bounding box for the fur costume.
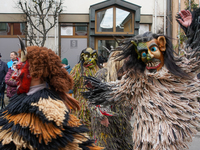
[176,7,200,49]
[90,51,133,150]
[83,31,200,149]
[70,48,100,132]
[0,40,103,150]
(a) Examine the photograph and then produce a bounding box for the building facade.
[0,0,199,68]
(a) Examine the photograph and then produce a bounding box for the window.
[0,23,10,35]
[96,6,134,34]
[97,8,113,32]
[13,23,26,35]
[0,23,26,36]
[139,24,151,34]
[95,37,120,62]
[60,23,88,37]
[75,26,88,36]
[116,8,132,32]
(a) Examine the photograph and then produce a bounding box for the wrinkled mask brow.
[149,43,158,48]
[92,51,97,55]
[137,42,148,52]
[83,51,90,55]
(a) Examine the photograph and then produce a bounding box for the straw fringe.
[86,144,105,150]
[68,114,82,127]
[0,89,104,149]
[4,112,63,145]
[110,65,200,149]
[0,127,34,149]
[83,48,200,149]
[31,97,68,127]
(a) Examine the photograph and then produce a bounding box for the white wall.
[63,0,157,14]
[61,38,87,68]
[0,38,23,63]
[62,0,104,13]
[0,0,23,13]
[126,0,155,14]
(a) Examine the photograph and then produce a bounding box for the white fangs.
[146,61,160,67]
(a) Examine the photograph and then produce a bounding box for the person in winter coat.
[0,53,8,108]
[5,60,18,99]
[61,58,72,73]
[62,58,73,94]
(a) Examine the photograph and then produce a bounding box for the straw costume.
[90,51,133,150]
[70,48,100,131]
[83,30,200,149]
[0,38,103,150]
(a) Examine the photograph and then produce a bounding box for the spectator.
[61,58,72,73]
[7,51,18,69]
[5,60,18,99]
[0,53,8,108]
[61,58,73,94]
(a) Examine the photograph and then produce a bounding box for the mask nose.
[146,53,153,61]
[148,50,154,58]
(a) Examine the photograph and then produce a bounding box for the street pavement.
[2,95,200,150]
[188,133,200,150]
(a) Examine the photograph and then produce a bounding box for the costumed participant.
[91,50,133,150]
[176,7,200,131]
[176,8,199,49]
[0,38,103,150]
[83,30,200,150]
[70,47,100,134]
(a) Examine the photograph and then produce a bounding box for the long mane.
[116,32,188,78]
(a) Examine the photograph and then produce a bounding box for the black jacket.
[0,59,8,85]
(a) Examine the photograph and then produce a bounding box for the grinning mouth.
[84,62,93,67]
[146,61,161,70]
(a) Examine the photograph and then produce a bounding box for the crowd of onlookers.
[0,51,19,108]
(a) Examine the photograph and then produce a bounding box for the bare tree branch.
[17,0,63,47]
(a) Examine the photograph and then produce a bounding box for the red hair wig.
[19,46,80,110]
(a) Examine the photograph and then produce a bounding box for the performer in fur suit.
[176,8,200,49]
[0,38,103,150]
[90,51,133,150]
[83,26,200,149]
[70,48,100,132]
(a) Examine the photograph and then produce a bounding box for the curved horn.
[17,35,27,62]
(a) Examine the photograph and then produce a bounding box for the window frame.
[60,23,88,38]
[95,6,135,34]
[0,22,26,38]
[95,36,124,57]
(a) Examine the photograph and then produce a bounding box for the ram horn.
[17,35,27,62]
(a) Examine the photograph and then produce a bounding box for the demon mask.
[81,47,98,69]
[12,37,32,94]
[134,36,166,72]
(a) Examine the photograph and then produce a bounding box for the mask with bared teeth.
[80,47,98,69]
[134,36,166,72]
